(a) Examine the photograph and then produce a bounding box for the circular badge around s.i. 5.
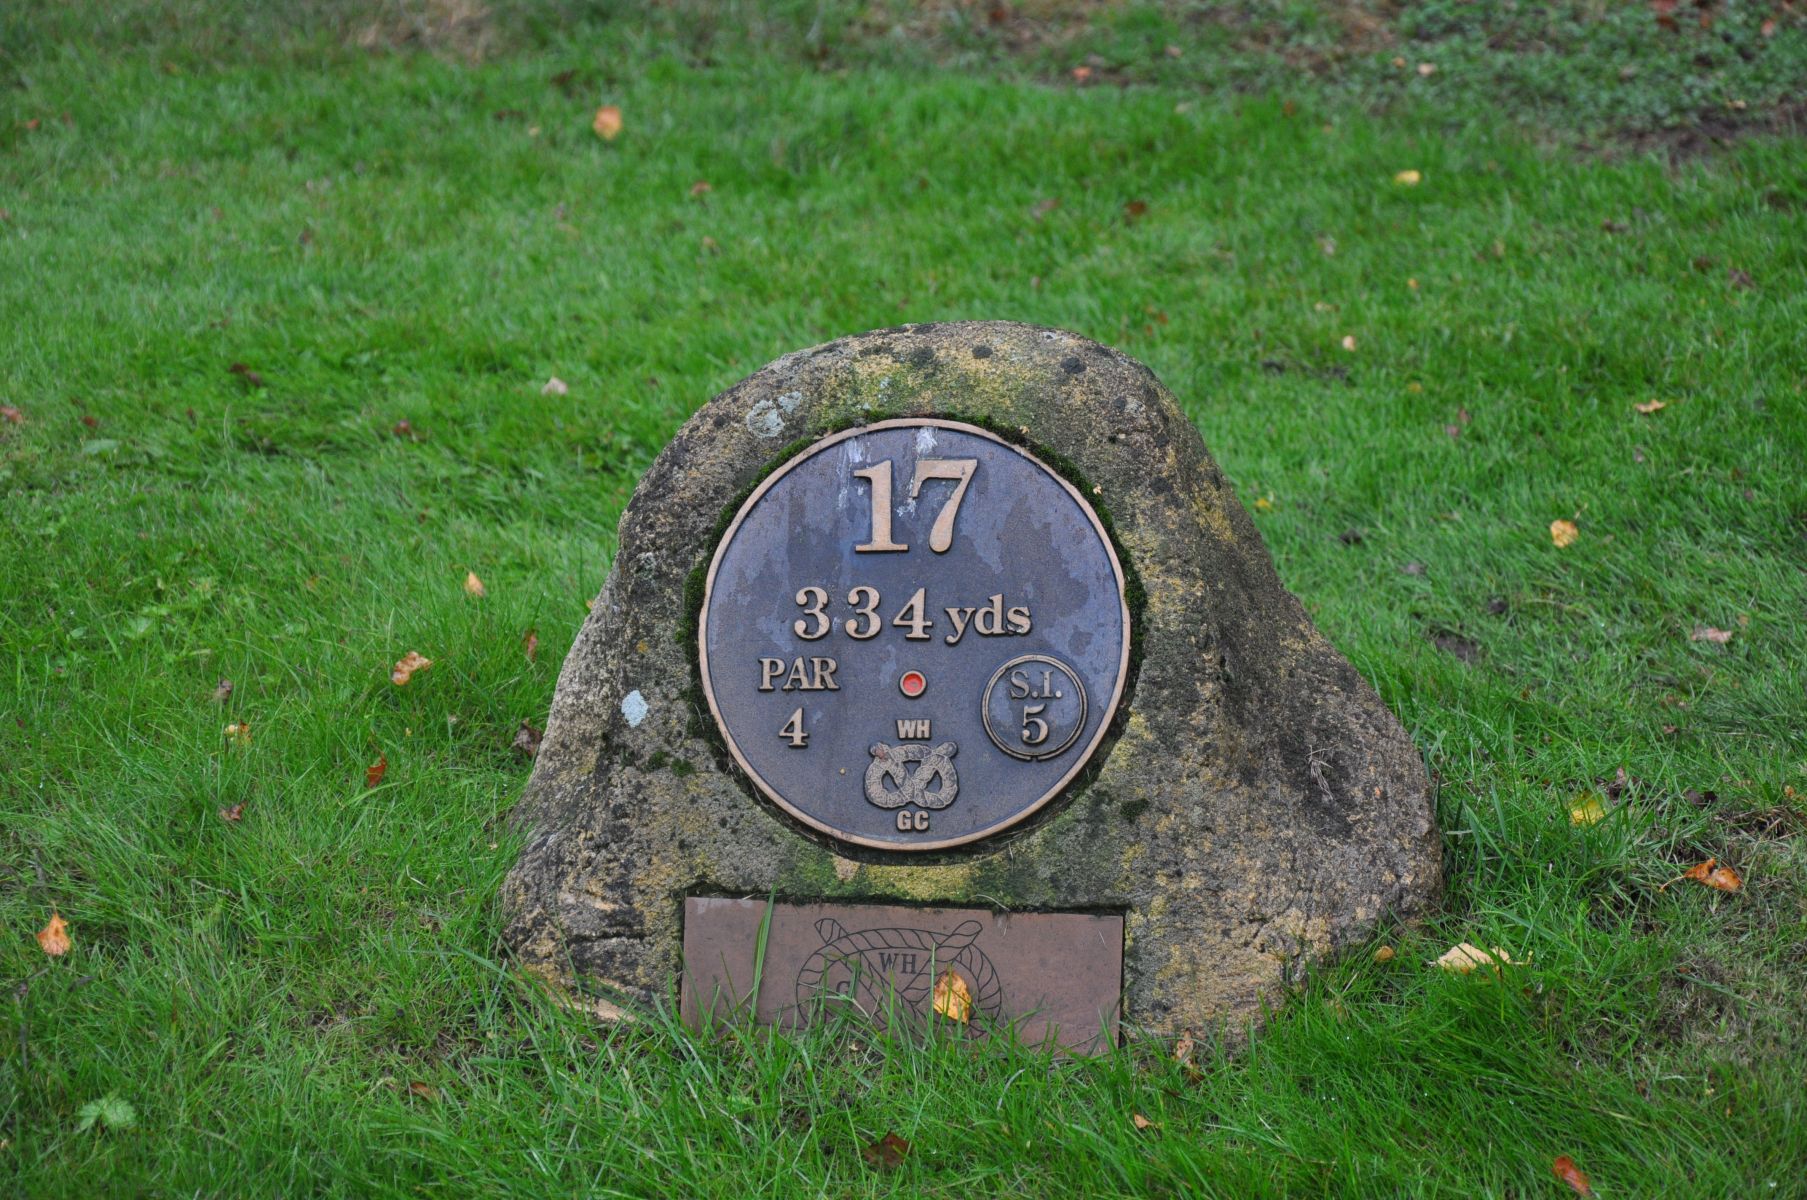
[699,419,1130,852]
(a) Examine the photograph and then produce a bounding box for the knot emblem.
[864,742,959,810]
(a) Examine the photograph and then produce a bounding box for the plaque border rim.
[697,417,1132,852]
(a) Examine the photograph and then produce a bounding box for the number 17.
[853,458,977,554]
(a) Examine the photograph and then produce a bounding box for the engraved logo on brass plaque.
[795,916,1003,1024]
[681,897,1123,1051]
[863,741,959,811]
[698,419,1130,851]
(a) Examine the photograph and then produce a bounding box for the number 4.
[853,457,977,554]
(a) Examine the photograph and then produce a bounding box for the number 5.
[1021,702,1049,746]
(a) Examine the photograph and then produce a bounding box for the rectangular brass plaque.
[680,896,1123,1051]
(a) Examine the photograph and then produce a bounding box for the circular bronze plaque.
[699,419,1129,851]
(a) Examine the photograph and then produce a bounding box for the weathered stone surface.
[502,321,1440,1036]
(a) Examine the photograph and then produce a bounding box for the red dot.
[899,671,926,698]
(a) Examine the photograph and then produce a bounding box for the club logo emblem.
[795,917,1004,1024]
[863,741,959,810]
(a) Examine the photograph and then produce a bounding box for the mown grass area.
[3,5,1806,1196]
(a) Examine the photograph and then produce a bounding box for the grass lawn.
[3,4,1806,1196]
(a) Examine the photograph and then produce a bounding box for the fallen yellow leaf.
[37,911,71,956]
[1550,519,1579,548]
[1553,1154,1593,1196]
[1703,863,1743,892]
[931,969,973,1023]
[464,571,486,599]
[1680,858,1743,892]
[1690,625,1733,644]
[1373,944,1396,963]
[1634,399,1666,414]
[1393,169,1422,186]
[1131,1112,1158,1131]
[592,105,622,141]
[1435,942,1517,975]
[391,651,433,686]
[1253,494,1275,512]
[1569,792,1607,825]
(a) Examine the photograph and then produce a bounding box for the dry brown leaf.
[464,571,486,599]
[512,720,542,760]
[1373,944,1396,963]
[1761,18,1778,37]
[592,105,622,141]
[1435,942,1517,975]
[408,1081,439,1100]
[931,969,973,1022]
[218,802,245,822]
[1552,1154,1593,1196]
[1634,399,1667,414]
[0,405,22,424]
[1070,65,1093,83]
[1393,169,1422,186]
[860,1131,911,1169]
[391,651,432,686]
[1702,864,1743,892]
[365,754,388,789]
[210,678,233,704]
[1681,858,1743,892]
[1679,857,1712,881]
[1172,1028,1196,1066]
[1569,793,1607,825]
[1123,199,1148,221]
[223,722,252,745]
[541,377,568,397]
[1131,1112,1158,1131]
[1666,858,1743,893]
[36,911,71,957]
[689,180,712,197]
[1690,626,1733,644]
[1550,519,1579,548]
[523,629,539,662]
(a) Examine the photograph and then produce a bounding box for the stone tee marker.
[503,321,1439,1047]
